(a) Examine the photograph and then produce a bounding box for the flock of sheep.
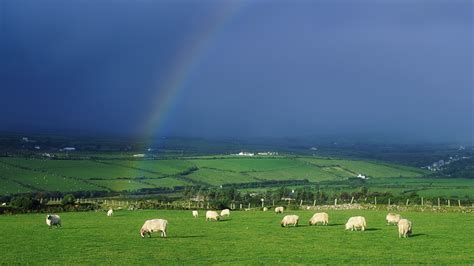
[276,208,412,238]
[45,207,413,239]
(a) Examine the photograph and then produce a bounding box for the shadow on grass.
[326,223,344,227]
[364,228,381,231]
[172,235,205,239]
[409,233,425,238]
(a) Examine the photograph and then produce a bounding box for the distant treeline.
[2,183,472,214]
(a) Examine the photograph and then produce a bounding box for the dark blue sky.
[1,0,472,143]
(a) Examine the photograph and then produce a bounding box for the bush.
[10,196,40,210]
[62,194,76,205]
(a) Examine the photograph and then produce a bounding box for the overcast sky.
[1,0,472,143]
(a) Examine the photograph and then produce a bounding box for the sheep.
[281,215,299,227]
[386,213,401,225]
[263,207,268,212]
[220,209,230,217]
[46,214,61,228]
[206,211,220,221]
[192,210,198,218]
[140,219,168,238]
[345,216,366,231]
[398,218,412,238]
[274,206,284,214]
[107,209,113,217]
[309,212,329,226]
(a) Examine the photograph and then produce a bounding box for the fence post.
[300,200,303,206]
[458,200,461,207]
[272,200,275,206]
[240,204,242,210]
[448,199,451,207]
[350,197,354,204]
[334,198,338,206]
[248,203,251,209]
[406,199,409,206]
[438,198,440,207]
[374,197,377,205]
[313,200,316,206]
[388,198,391,206]
[421,197,424,206]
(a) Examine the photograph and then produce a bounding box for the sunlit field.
[0,209,472,264]
[0,156,428,195]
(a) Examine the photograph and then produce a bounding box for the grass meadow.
[0,156,432,196]
[0,209,472,264]
[2,155,473,200]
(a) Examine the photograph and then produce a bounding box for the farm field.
[0,209,472,264]
[2,155,472,200]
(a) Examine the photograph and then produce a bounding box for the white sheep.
[107,209,113,217]
[281,215,299,227]
[220,209,230,217]
[274,206,284,214]
[386,213,401,225]
[206,211,220,221]
[309,212,329,226]
[140,219,168,238]
[398,218,412,238]
[192,210,198,218]
[46,214,61,228]
[345,216,366,231]
[263,207,268,212]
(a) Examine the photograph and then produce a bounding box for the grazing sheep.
[274,206,284,214]
[263,207,268,212]
[386,213,401,225]
[309,212,329,226]
[221,209,230,217]
[345,216,366,231]
[1,203,6,206]
[398,218,412,238]
[281,215,299,227]
[206,211,220,221]
[192,210,198,218]
[140,219,168,238]
[46,214,61,228]
[107,209,113,217]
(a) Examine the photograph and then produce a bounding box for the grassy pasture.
[297,158,426,178]
[106,159,194,176]
[0,209,472,264]
[0,155,461,197]
[186,168,258,186]
[0,158,157,180]
[0,162,101,192]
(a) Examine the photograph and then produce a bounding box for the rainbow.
[140,2,246,141]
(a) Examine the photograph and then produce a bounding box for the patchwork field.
[0,209,472,264]
[1,155,471,200]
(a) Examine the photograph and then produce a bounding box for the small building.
[237,152,255,156]
[257,151,278,156]
[132,154,145,158]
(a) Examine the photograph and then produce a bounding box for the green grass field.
[2,155,472,200]
[0,209,472,264]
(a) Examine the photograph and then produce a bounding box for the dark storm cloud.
[0,0,472,143]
